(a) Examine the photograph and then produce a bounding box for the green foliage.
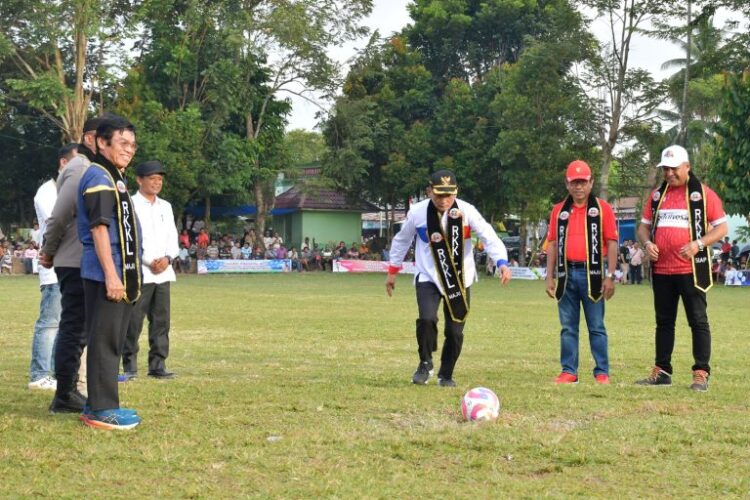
[710,71,750,216]
[285,129,326,166]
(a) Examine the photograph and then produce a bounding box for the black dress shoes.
[147,369,176,379]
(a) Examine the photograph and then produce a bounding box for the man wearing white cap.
[635,145,727,392]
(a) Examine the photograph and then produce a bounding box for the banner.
[333,259,417,274]
[508,267,547,280]
[725,269,750,286]
[197,259,292,274]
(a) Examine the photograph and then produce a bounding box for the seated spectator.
[23,242,38,274]
[322,246,333,271]
[179,229,190,249]
[218,243,232,260]
[176,244,191,273]
[358,242,368,259]
[300,246,312,271]
[287,247,301,271]
[197,228,209,248]
[264,246,276,259]
[725,262,741,286]
[1,243,12,275]
[311,245,323,270]
[252,245,264,260]
[240,242,252,259]
[206,240,219,260]
[271,232,283,250]
[347,243,359,259]
[382,244,390,262]
[230,242,242,260]
[275,244,287,260]
[334,241,347,259]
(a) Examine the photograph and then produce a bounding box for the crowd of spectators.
[0,229,42,275]
[171,226,397,272]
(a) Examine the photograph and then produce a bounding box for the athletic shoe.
[555,372,578,385]
[48,390,87,414]
[118,371,137,383]
[635,366,672,386]
[437,378,456,387]
[595,374,610,385]
[147,369,176,379]
[690,370,709,392]
[411,361,433,385]
[83,404,137,416]
[28,375,57,391]
[80,409,141,430]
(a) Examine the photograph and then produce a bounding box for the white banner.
[509,267,547,280]
[197,259,292,274]
[333,259,417,274]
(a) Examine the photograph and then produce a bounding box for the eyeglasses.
[116,140,138,152]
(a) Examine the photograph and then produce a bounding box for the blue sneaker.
[82,404,137,416]
[80,408,141,430]
[118,372,137,383]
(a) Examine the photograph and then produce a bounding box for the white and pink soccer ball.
[461,387,501,422]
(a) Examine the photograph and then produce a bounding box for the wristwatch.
[605,272,615,280]
[696,239,705,252]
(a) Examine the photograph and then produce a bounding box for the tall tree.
[577,0,674,200]
[0,0,134,141]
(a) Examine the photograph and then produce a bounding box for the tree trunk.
[204,197,211,232]
[679,0,692,146]
[518,218,528,267]
[254,181,267,246]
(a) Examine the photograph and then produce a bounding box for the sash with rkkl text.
[555,195,604,302]
[427,200,468,322]
[90,160,142,303]
[650,173,712,291]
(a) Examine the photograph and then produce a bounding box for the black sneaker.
[437,378,456,387]
[49,390,87,414]
[635,366,672,386]
[147,370,176,379]
[690,370,709,392]
[412,361,433,385]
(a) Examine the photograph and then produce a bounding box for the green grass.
[1,272,749,497]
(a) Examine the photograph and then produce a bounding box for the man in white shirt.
[121,161,179,380]
[28,144,78,390]
[385,170,512,386]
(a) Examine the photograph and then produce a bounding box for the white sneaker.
[28,376,57,391]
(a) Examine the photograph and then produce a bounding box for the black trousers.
[123,282,171,373]
[652,273,712,374]
[53,267,87,396]
[83,279,134,411]
[415,281,470,380]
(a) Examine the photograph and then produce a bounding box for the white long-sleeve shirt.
[33,179,58,286]
[132,191,179,284]
[389,198,508,294]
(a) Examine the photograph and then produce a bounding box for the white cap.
[657,145,689,168]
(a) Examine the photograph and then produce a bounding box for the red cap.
[566,160,592,182]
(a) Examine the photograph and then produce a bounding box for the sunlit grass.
[1,273,749,497]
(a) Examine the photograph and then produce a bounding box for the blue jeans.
[558,267,609,376]
[29,283,61,381]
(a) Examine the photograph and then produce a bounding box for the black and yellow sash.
[427,201,468,322]
[555,195,604,302]
[91,158,142,303]
[650,173,711,291]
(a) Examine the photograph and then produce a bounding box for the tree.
[710,70,750,218]
[285,129,326,166]
[0,0,134,141]
[577,0,675,200]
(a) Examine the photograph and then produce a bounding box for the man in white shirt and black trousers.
[385,170,512,387]
[121,160,179,380]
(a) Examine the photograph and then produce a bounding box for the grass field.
[1,272,749,498]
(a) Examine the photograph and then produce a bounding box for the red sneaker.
[555,372,578,385]
[595,374,610,385]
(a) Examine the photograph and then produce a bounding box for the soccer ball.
[461,387,500,422]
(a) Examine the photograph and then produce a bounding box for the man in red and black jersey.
[635,145,727,392]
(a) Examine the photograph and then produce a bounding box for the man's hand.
[545,276,556,299]
[679,241,700,259]
[149,257,170,274]
[38,252,53,269]
[603,277,615,300]
[385,273,397,297]
[498,265,512,285]
[645,241,659,261]
[105,274,125,302]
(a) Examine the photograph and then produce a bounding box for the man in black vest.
[635,145,727,392]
